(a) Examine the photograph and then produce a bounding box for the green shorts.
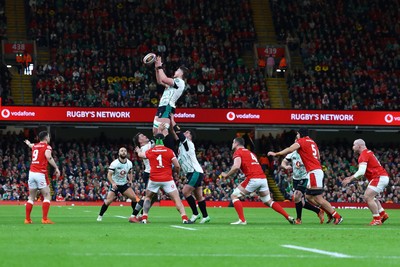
[186,172,204,188]
[156,105,175,119]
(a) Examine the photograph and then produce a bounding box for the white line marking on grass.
[170,225,198,231]
[70,252,321,258]
[282,244,353,258]
[83,210,92,213]
[115,215,128,219]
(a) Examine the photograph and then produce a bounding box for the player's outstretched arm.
[24,140,34,148]
[155,56,174,86]
[221,157,241,178]
[268,143,300,157]
[343,163,367,186]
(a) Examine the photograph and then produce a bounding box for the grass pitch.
[1,204,399,267]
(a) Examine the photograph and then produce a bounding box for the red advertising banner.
[3,43,34,54]
[1,106,400,126]
[1,200,399,209]
[257,47,285,58]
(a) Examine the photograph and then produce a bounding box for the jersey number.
[156,155,164,168]
[32,149,39,161]
[311,144,319,159]
[250,153,259,163]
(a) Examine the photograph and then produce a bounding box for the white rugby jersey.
[285,151,307,180]
[108,158,133,185]
[158,78,186,108]
[178,138,203,174]
[141,142,152,173]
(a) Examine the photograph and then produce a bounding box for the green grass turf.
[1,204,399,267]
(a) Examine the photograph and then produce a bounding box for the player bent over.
[221,137,295,225]
[97,147,139,222]
[281,151,324,224]
[24,131,60,224]
[268,128,343,225]
[135,136,191,224]
[171,125,210,223]
[342,139,389,225]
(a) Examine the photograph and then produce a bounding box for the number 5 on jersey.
[311,144,319,159]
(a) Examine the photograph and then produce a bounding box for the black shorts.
[156,105,175,119]
[186,172,204,188]
[306,188,325,196]
[143,172,150,187]
[109,183,130,194]
[293,179,308,194]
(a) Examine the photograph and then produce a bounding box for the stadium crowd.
[0,0,5,41]
[27,0,271,109]
[0,130,399,204]
[271,0,400,110]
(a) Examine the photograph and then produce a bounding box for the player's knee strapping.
[232,188,244,198]
[260,194,271,203]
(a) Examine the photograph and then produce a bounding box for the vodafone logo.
[384,114,393,123]
[226,111,235,121]
[1,109,10,118]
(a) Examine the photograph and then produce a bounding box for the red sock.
[181,215,189,221]
[26,202,33,220]
[379,210,386,216]
[42,201,50,220]
[332,211,341,219]
[271,202,289,219]
[320,206,332,216]
[233,200,245,222]
[142,215,148,220]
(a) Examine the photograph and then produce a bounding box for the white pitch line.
[115,215,128,219]
[282,244,353,258]
[170,225,197,231]
[70,252,320,258]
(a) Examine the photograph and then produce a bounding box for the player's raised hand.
[24,140,32,147]
[267,151,276,157]
[155,56,162,67]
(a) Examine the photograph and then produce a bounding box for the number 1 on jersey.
[156,154,164,168]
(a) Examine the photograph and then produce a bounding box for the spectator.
[266,54,275,78]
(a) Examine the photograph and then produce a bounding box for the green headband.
[155,139,164,145]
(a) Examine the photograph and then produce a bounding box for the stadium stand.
[1,130,398,203]
[271,0,400,110]
[26,0,272,108]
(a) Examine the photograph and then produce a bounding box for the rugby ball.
[143,53,156,64]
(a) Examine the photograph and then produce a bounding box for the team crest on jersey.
[119,170,127,176]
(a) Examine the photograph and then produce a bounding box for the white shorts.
[241,178,269,193]
[307,169,324,189]
[147,180,177,194]
[28,171,48,189]
[368,176,389,193]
